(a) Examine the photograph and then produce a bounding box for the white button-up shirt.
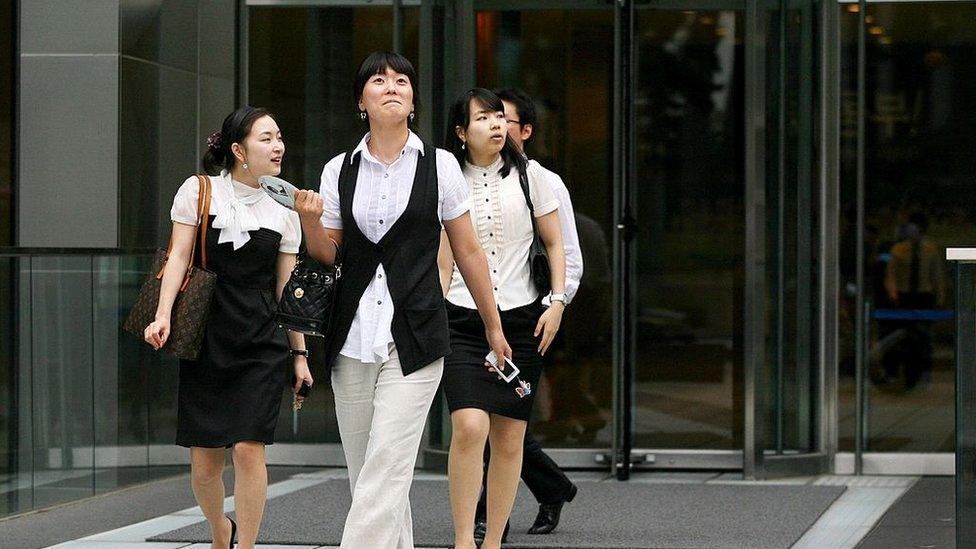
[319,131,471,363]
[530,159,583,304]
[446,156,559,311]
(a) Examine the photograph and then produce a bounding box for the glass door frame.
[240,0,841,477]
[839,0,962,477]
[611,0,839,479]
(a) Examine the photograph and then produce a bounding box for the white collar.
[210,170,265,250]
[463,154,506,177]
[351,130,425,164]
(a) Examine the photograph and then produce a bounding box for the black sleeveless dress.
[175,216,289,448]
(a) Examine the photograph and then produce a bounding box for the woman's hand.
[484,326,513,373]
[535,302,564,355]
[294,190,324,225]
[143,316,171,350]
[292,356,313,406]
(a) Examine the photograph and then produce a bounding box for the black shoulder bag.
[276,237,341,337]
[276,163,347,337]
[517,164,551,295]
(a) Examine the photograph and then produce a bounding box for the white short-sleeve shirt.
[446,156,559,311]
[318,131,471,364]
[170,170,300,253]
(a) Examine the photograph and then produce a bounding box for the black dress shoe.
[527,483,577,535]
[474,517,510,545]
[474,515,487,545]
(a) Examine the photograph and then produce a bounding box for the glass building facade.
[1,0,974,517]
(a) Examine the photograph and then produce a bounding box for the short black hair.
[494,87,537,129]
[202,106,275,176]
[354,51,420,126]
[445,88,527,179]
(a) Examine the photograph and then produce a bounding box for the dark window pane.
[477,10,615,449]
[840,2,976,453]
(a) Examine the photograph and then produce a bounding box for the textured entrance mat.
[150,479,844,548]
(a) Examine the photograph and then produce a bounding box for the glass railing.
[0,249,188,517]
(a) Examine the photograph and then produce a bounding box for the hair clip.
[206,131,223,150]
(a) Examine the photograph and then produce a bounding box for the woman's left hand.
[292,356,313,403]
[534,302,564,356]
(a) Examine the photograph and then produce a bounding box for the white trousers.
[332,346,444,549]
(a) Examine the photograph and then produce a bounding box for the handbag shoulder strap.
[176,175,212,291]
[195,175,213,269]
[157,174,212,285]
[516,161,541,236]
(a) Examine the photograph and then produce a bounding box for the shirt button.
[377,300,383,305]
[384,173,389,178]
[377,273,383,279]
[493,269,497,273]
[484,183,488,187]
[491,251,496,255]
[485,198,489,202]
[379,219,384,225]
[483,173,487,177]
[488,216,491,219]
[493,287,498,291]
[489,233,493,237]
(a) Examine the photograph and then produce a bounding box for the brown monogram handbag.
[123,175,217,360]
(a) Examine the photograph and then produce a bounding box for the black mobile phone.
[291,375,312,398]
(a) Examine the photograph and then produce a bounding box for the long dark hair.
[202,106,275,176]
[354,51,420,128]
[444,88,526,178]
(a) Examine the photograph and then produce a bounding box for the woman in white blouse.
[438,88,567,549]
[143,106,312,549]
[293,52,511,549]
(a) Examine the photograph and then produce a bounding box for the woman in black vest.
[143,106,313,549]
[439,88,566,549]
[294,52,510,548]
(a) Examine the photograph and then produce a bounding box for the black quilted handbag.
[517,165,551,295]
[276,240,341,337]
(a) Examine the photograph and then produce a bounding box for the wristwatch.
[549,293,566,304]
[289,349,309,357]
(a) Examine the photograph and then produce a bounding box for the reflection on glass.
[0,257,29,515]
[29,257,96,508]
[839,3,976,453]
[476,10,614,448]
[633,10,744,450]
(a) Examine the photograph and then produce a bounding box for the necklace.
[368,142,401,166]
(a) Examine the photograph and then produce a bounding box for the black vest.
[325,143,451,375]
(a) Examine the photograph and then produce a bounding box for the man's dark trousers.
[481,430,574,504]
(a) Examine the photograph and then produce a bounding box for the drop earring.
[461,142,465,150]
[242,162,248,170]
[409,112,415,122]
[360,111,367,121]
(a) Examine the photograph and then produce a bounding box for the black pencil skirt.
[443,300,545,421]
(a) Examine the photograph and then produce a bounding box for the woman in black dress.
[439,88,567,549]
[143,106,312,549]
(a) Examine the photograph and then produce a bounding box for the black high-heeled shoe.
[226,515,237,549]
